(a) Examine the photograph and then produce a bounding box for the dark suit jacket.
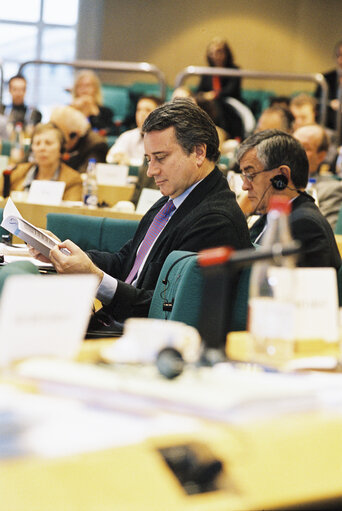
[197,66,241,101]
[249,193,341,269]
[88,167,253,321]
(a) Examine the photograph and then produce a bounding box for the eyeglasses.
[240,167,277,183]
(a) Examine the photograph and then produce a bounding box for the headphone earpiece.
[270,174,288,191]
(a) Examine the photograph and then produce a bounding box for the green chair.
[0,261,39,295]
[46,214,104,251]
[46,213,139,252]
[100,217,139,252]
[334,204,342,234]
[148,250,251,332]
[148,251,203,327]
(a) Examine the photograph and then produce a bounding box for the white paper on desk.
[96,163,128,185]
[27,180,65,205]
[136,188,163,215]
[0,274,98,367]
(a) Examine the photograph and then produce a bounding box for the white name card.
[0,273,98,367]
[96,163,128,186]
[27,180,65,205]
[136,188,163,215]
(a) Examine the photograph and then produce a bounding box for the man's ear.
[279,164,291,182]
[194,143,207,165]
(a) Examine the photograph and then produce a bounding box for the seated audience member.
[290,94,317,131]
[71,69,115,135]
[314,39,342,130]
[0,75,42,137]
[294,124,342,230]
[196,38,244,138]
[256,106,294,133]
[31,99,253,328]
[50,105,108,173]
[269,96,291,109]
[237,129,341,268]
[0,123,82,201]
[106,95,163,166]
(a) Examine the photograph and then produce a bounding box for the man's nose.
[241,177,252,191]
[146,160,160,177]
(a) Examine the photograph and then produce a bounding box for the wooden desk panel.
[0,197,143,230]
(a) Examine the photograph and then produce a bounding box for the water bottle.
[10,122,25,164]
[335,146,342,177]
[306,177,319,206]
[248,195,297,368]
[82,158,98,208]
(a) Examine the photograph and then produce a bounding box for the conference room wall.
[93,0,342,94]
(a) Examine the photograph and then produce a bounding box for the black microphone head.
[156,347,185,379]
[270,174,288,190]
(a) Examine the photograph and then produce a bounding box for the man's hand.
[28,229,61,263]
[49,239,103,282]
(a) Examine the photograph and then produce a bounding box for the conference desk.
[0,191,143,232]
[2,342,342,511]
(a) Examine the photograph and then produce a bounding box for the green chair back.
[46,213,139,252]
[46,213,103,251]
[0,261,39,295]
[148,250,251,332]
[100,217,139,252]
[148,251,203,328]
[334,205,342,234]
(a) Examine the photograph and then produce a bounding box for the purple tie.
[125,199,176,284]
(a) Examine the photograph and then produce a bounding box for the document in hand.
[1,198,64,260]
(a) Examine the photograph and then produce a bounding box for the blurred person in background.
[294,124,342,230]
[0,75,42,138]
[315,39,342,130]
[106,95,163,166]
[71,70,115,136]
[50,105,108,173]
[290,94,317,131]
[256,105,294,133]
[196,37,245,138]
[0,122,82,201]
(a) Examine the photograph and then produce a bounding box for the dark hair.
[206,38,234,68]
[237,129,309,188]
[8,75,26,87]
[142,98,220,162]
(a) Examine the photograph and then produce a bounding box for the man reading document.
[31,99,252,331]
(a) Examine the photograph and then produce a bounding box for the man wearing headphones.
[237,129,341,269]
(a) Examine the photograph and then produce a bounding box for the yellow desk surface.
[2,343,342,511]
[0,196,142,230]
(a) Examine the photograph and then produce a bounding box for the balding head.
[50,105,90,151]
[293,124,329,174]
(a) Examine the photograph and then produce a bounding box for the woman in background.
[0,122,82,201]
[197,38,244,138]
[71,69,115,135]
